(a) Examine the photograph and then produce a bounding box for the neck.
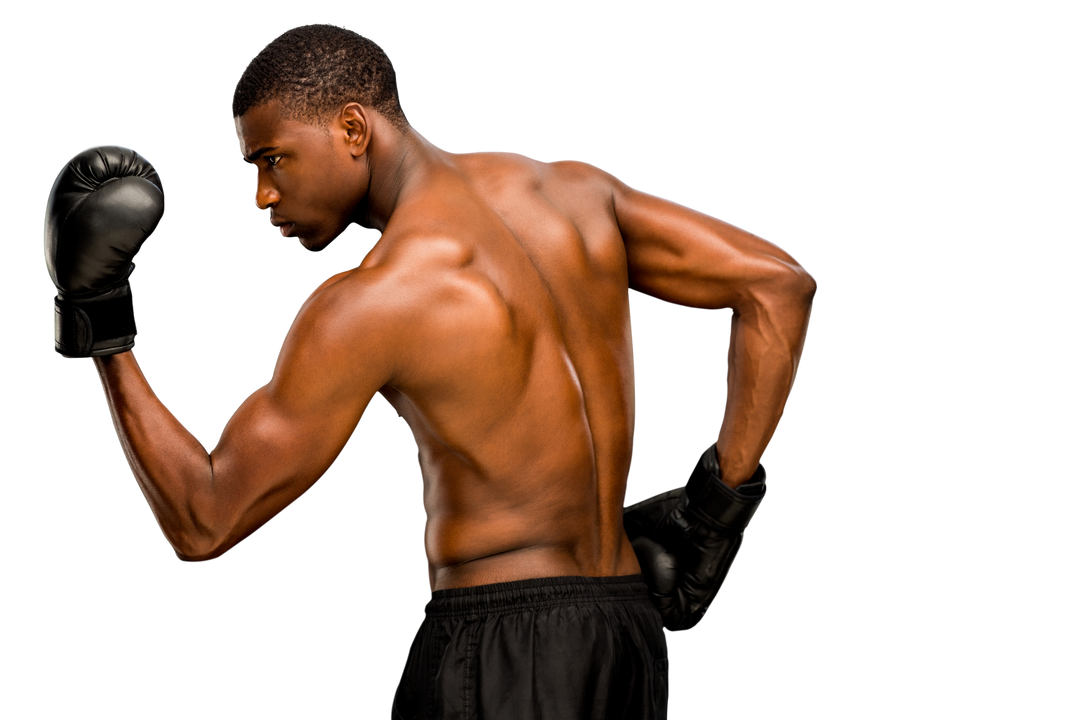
[354,118,441,232]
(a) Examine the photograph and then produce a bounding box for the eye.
[267,155,282,167]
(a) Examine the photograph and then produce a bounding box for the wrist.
[685,445,765,530]
[714,444,762,489]
[54,273,136,357]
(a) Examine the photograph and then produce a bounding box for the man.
[45,24,814,719]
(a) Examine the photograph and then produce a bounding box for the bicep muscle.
[613,182,805,310]
[198,278,394,555]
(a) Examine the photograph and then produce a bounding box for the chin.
[298,233,335,252]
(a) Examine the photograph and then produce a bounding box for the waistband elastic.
[426,574,650,619]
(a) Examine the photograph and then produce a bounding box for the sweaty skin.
[94,100,814,590]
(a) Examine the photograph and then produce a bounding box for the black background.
[23,8,868,716]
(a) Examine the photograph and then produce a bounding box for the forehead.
[236,98,332,158]
[232,99,285,158]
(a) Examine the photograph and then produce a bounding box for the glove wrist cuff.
[684,445,766,530]
[54,276,136,357]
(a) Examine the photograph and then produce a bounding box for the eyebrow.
[244,146,279,163]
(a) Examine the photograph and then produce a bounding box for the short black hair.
[233,24,407,129]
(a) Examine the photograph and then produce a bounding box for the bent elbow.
[793,266,816,306]
[167,517,233,562]
[174,543,228,562]
[799,268,812,306]
[171,533,229,562]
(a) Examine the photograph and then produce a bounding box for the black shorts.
[391,575,668,720]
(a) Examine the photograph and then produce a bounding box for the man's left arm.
[90,272,398,562]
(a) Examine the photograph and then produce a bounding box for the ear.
[338,103,371,158]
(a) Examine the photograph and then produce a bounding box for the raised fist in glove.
[623,445,766,631]
[45,146,164,357]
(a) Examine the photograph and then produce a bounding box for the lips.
[271,219,295,237]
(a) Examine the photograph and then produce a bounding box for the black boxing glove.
[623,445,766,631]
[45,146,164,357]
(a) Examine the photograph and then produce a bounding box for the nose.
[256,174,280,210]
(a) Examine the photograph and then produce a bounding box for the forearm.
[716,272,815,486]
[94,352,218,559]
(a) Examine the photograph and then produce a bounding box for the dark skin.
[94,99,815,590]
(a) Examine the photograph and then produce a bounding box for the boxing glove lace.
[45,146,164,357]
[623,445,766,631]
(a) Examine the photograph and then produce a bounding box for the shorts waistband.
[425,574,650,619]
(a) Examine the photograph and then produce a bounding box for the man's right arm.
[604,169,815,630]
[611,178,815,486]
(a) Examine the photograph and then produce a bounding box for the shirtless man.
[45,25,814,719]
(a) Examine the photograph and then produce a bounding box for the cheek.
[324,164,362,215]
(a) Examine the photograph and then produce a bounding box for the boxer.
[46,25,814,719]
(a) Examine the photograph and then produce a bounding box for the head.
[233,25,408,250]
